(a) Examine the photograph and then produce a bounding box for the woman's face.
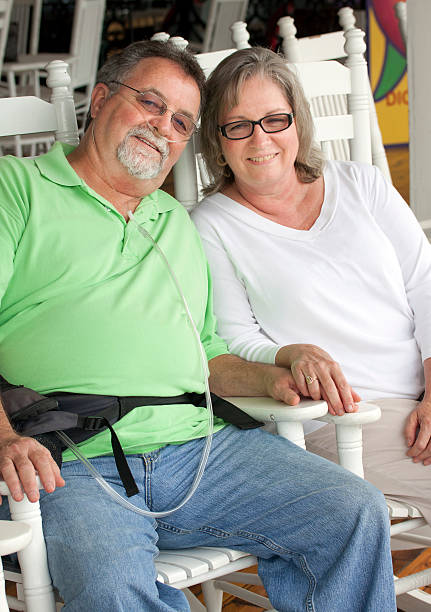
[218,75,299,194]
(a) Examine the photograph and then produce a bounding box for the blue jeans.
[4,426,396,611]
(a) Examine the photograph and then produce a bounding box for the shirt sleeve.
[0,158,30,306]
[199,261,230,361]
[192,207,281,364]
[363,164,431,361]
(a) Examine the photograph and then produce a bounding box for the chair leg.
[397,588,431,612]
[201,580,223,612]
[182,588,206,612]
[8,495,56,612]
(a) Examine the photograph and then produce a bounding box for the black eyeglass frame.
[109,80,198,139]
[218,112,295,140]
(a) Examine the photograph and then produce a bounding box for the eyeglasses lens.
[138,91,194,138]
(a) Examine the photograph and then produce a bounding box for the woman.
[191,47,431,523]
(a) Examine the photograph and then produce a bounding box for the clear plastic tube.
[57,211,213,517]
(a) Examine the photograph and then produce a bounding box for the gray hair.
[200,47,325,195]
[84,40,205,131]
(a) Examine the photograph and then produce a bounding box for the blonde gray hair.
[200,47,325,196]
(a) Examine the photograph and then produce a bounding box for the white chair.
[0,0,13,75]
[277,8,392,183]
[2,0,105,128]
[0,520,32,611]
[8,0,42,57]
[200,0,249,52]
[0,59,79,156]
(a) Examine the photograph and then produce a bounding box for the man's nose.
[147,112,173,138]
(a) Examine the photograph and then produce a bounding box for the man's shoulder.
[0,153,36,174]
[0,154,39,198]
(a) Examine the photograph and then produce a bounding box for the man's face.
[90,57,201,185]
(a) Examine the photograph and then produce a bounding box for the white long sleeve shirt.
[192,161,431,401]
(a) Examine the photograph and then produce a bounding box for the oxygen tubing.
[56,211,213,517]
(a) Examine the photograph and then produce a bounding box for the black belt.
[40,392,263,497]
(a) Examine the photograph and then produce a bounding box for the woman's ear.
[90,83,111,120]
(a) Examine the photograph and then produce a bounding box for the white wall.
[407,0,431,227]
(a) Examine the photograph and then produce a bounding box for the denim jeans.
[4,426,396,611]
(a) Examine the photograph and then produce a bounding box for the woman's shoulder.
[325,159,379,182]
[191,192,234,224]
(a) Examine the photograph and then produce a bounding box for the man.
[0,41,396,611]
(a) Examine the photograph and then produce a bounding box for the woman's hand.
[275,344,361,416]
[405,398,431,465]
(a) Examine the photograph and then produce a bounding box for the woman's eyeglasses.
[218,113,294,140]
[110,81,197,141]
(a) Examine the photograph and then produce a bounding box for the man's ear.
[90,83,111,120]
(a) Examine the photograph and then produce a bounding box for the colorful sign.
[367,0,408,145]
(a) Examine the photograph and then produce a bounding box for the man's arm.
[0,402,64,503]
[208,354,301,405]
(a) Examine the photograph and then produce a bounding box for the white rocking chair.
[2,0,105,138]
[277,7,392,183]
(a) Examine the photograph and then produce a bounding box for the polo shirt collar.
[34,141,180,214]
[34,141,80,187]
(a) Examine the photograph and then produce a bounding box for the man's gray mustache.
[126,126,169,158]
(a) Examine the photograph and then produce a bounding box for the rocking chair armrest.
[225,397,328,449]
[225,397,382,478]
[224,396,328,423]
[0,475,43,498]
[317,402,382,477]
[317,401,381,426]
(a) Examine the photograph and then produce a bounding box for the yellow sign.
[368,0,408,145]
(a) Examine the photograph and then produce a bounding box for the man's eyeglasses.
[110,81,198,141]
[218,113,294,140]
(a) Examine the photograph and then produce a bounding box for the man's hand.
[0,433,65,503]
[262,366,301,405]
[209,354,300,404]
[405,398,431,465]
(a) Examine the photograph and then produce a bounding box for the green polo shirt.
[0,142,228,459]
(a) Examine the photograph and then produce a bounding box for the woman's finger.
[304,372,322,401]
[290,363,310,398]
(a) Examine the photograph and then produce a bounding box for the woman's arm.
[193,207,359,415]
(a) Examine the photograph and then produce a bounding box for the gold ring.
[305,375,317,385]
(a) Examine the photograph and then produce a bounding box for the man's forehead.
[125,57,201,116]
[127,57,197,93]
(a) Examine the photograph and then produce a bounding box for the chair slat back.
[0,60,79,146]
[9,0,42,55]
[202,0,249,52]
[277,13,391,181]
[69,0,106,91]
[0,0,12,73]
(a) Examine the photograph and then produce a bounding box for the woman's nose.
[249,124,271,142]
